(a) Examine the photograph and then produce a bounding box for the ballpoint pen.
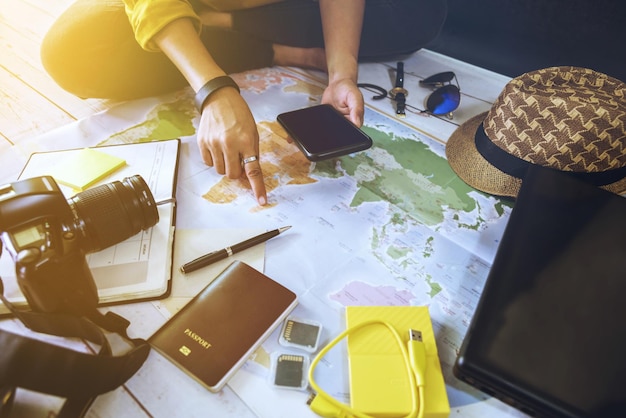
[180,226,292,274]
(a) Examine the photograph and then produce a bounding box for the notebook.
[149,260,298,392]
[454,165,626,418]
[0,139,179,314]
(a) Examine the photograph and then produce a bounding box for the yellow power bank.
[345,306,449,418]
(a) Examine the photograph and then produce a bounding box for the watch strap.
[194,76,240,111]
[395,61,405,89]
[389,62,407,117]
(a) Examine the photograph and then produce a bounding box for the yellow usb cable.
[307,320,427,418]
[408,329,427,418]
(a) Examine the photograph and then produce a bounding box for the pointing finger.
[242,155,268,206]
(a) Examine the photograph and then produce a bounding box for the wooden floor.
[0,0,115,148]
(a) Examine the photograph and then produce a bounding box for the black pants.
[41,0,448,100]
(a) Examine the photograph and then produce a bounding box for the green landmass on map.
[424,274,443,298]
[99,98,196,146]
[315,126,483,226]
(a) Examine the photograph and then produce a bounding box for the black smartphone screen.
[277,104,373,161]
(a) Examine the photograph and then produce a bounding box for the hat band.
[474,123,626,186]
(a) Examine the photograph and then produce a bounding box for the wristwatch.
[389,61,408,117]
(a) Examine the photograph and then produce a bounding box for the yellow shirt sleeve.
[123,0,202,52]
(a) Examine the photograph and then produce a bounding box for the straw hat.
[445,66,626,197]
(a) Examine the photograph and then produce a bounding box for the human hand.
[321,77,364,127]
[196,88,267,206]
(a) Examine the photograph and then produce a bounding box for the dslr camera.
[0,175,158,315]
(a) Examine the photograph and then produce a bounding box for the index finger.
[243,156,268,206]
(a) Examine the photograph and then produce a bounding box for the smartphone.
[277,104,373,161]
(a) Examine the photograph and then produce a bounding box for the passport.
[149,260,298,392]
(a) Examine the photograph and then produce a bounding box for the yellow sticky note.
[50,148,126,191]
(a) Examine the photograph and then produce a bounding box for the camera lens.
[67,175,159,252]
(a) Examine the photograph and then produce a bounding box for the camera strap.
[0,278,150,417]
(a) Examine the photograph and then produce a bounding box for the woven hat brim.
[446,113,521,197]
[445,113,626,197]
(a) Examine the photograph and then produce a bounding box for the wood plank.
[0,21,113,119]
[0,0,113,121]
[0,138,27,184]
[0,0,74,41]
[20,0,76,20]
[0,66,75,144]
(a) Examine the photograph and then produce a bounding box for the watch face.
[389,87,408,99]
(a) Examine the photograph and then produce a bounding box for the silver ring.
[242,155,258,164]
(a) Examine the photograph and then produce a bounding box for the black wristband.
[194,76,240,111]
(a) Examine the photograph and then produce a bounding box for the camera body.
[0,175,158,315]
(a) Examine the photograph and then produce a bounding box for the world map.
[95,67,517,413]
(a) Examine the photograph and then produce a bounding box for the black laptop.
[454,165,626,418]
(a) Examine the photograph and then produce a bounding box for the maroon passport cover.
[149,260,298,392]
